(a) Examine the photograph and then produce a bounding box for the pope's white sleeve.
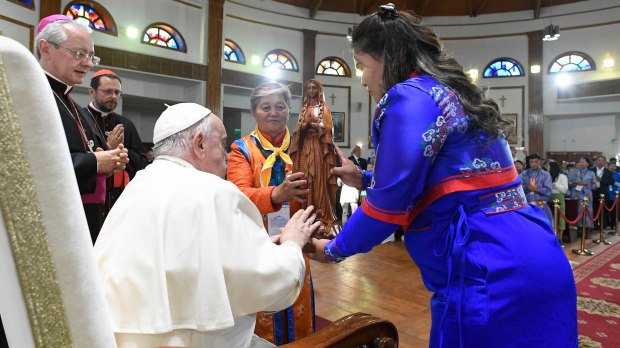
[216,184,306,317]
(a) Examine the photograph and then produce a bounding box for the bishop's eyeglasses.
[57,45,101,65]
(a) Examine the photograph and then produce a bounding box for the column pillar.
[527,30,544,156]
[206,0,225,114]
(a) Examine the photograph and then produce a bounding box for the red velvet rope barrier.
[556,205,585,225]
[588,202,604,222]
[604,197,617,212]
[554,197,618,226]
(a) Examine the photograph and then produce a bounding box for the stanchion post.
[593,194,611,245]
[573,197,594,256]
[612,191,620,237]
[553,198,562,246]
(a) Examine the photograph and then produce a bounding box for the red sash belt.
[362,166,518,228]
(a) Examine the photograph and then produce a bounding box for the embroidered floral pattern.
[420,85,470,158]
[324,247,347,264]
[491,186,528,212]
[459,157,502,174]
[374,93,389,132]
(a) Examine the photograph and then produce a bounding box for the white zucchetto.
[153,103,212,144]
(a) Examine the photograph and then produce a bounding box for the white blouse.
[552,173,569,194]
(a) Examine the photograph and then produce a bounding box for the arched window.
[64,1,117,35]
[483,58,524,78]
[263,49,298,71]
[224,39,245,64]
[7,0,34,10]
[142,23,187,53]
[549,52,595,73]
[316,56,351,77]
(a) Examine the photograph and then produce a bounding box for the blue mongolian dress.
[568,168,595,229]
[325,75,577,347]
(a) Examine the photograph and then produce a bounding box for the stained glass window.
[8,0,34,9]
[142,23,186,52]
[316,57,351,77]
[549,52,595,73]
[224,39,245,64]
[483,58,524,78]
[263,49,298,71]
[64,1,116,35]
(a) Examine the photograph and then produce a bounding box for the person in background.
[348,145,367,170]
[549,161,569,233]
[568,156,595,230]
[95,103,320,348]
[590,155,615,229]
[308,4,577,347]
[561,160,569,176]
[36,15,128,242]
[85,69,149,209]
[520,154,554,222]
[609,158,620,172]
[514,159,524,174]
[338,177,359,225]
[226,82,314,345]
[607,162,620,227]
[145,147,154,164]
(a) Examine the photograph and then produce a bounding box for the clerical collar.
[155,155,195,169]
[44,71,73,95]
[88,102,110,118]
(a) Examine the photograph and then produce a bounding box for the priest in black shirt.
[85,69,148,210]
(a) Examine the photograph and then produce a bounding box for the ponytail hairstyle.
[351,3,510,138]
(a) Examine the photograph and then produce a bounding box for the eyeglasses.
[258,103,288,113]
[97,88,122,97]
[58,46,100,65]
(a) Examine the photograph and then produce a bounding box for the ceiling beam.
[309,0,324,19]
[467,0,474,17]
[417,0,429,16]
[356,0,364,16]
[473,0,489,17]
[363,0,379,15]
[534,0,542,19]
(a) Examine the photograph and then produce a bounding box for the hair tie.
[378,3,398,20]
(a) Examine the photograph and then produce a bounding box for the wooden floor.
[310,228,620,347]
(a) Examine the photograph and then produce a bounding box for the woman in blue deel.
[309,4,577,347]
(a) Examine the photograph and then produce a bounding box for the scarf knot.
[252,126,293,187]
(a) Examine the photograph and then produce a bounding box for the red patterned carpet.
[574,241,620,347]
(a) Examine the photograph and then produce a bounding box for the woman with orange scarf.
[227,82,314,345]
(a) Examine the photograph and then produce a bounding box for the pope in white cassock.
[94,103,321,348]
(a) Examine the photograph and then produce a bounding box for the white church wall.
[223,7,304,83]
[546,115,617,159]
[543,21,620,116]
[0,0,40,51]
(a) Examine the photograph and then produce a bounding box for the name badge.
[267,202,290,237]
